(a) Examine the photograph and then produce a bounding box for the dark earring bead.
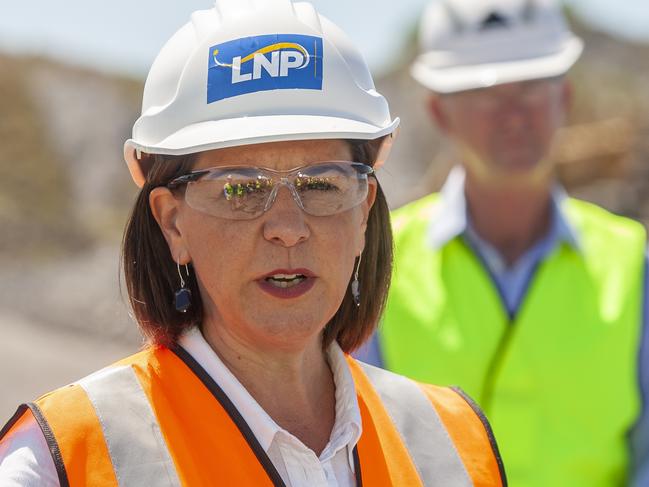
[351,280,361,307]
[174,288,192,313]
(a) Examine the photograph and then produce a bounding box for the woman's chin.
[241,318,328,353]
[244,299,336,349]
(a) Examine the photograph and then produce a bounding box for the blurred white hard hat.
[125,0,399,187]
[411,0,584,94]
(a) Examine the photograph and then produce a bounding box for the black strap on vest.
[0,403,70,487]
[452,387,508,487]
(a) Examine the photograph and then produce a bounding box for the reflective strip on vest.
[357,361,473,486]
[78,366,182,487]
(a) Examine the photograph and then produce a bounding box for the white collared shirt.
[426,166,581,253]
[0,329,362,487]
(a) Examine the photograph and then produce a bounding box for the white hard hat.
[124,0,399,187]
[411,0,584,94]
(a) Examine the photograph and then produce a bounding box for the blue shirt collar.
[427,166,582,254]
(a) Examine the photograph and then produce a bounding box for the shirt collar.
[323,341,363,469]
[178,328,362,469]
[427,165,582,252]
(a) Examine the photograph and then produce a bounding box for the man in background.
[359,0,649,485]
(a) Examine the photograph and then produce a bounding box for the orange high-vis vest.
[1,346,506,487]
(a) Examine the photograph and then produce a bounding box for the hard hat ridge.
[441,0,542,32]
[212,0,295,22]
[521,0,539,23]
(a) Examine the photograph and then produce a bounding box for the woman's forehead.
[194,139,352,170]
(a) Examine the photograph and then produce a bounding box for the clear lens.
[182,162,371,220]
[184,167,272,219]
[295,163,369,216]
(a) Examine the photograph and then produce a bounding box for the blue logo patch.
[207,34,324,103]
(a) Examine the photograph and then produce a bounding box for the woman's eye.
[295,176,338,191]
[223,179,272,200]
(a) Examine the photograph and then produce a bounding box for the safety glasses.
[167,161,374,220]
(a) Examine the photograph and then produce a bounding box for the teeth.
[271,273,299,280]
[266,274,306,288]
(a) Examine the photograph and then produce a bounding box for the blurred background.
[0,0,648,419]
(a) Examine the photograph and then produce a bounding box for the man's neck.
[464,170,553,266]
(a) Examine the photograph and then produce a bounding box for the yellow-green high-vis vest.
[380,194,646,487]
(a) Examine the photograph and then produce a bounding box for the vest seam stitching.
[0,403,29,441]
[450,387,508,487]
[26,402,71,487]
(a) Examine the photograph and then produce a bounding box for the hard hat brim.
[124,115,400,188]
[411,36,583,94]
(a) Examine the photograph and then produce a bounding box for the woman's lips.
[257,269,316,299]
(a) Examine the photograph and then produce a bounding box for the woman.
[0,1,506,485]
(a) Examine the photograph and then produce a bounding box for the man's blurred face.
[432,77,570,183]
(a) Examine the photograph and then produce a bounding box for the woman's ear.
[356,178,377,255]
[361,178,378,228]
[149,187,190,264]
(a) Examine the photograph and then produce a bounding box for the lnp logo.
[207,34,323,103]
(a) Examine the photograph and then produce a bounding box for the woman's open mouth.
[258,269,316,299]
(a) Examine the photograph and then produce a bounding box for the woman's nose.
[262,185,310,247]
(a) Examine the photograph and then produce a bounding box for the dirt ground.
[0,311,139,422]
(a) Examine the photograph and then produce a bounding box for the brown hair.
[121,140,393,352]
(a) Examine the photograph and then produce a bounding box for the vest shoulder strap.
[348,357,507,487]
[422,384,507,487]
[29,364,182,487]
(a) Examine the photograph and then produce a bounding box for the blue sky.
[0,0,647,78]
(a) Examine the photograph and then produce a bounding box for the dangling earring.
[351,253,362,307]
[174,259,192,313]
